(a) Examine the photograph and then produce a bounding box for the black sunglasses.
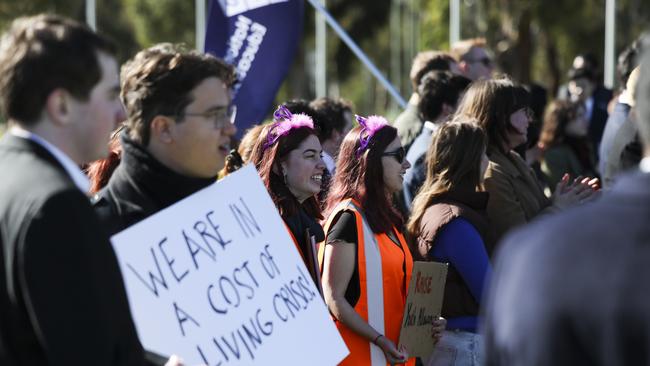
[382,147,406,163]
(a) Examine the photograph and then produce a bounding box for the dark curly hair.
[120,43,236,146]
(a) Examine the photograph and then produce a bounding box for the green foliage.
[420,0,450,50]
[97,0,140,63]
[0,0,648,122]
[123,0,195,49]
[0,0,84,32]
[459,0,650,92]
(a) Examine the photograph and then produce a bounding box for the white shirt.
[322,151,336,175]
[10,126,91,193]
[423,121,437,133]
[640,157,650,173]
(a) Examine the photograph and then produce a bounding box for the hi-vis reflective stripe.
[338,200,386,366]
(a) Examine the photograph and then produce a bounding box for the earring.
[283,171,289,186]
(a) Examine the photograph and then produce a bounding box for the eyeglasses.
[467,57,492,67]
[181,104,237,129]
[382,147,406,164]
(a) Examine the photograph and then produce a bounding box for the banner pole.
[305,0,407,108]
[604,0,616,89]
[196,0,206,51]
[450,0,460,46]
[315,0,327,98]
[85,0,96,31]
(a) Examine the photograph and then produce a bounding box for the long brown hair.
[249,124,322,220]
[407,120,487,238]
[539,100,581,147]
[454,78,529,153]
[324,124,402,234]
[540,100,595,173]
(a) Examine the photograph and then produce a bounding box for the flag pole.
[196,0,207,51]
[305,0,407,108]
[315,0,327,97]
[85,0,96,31]
[604,0,616,89]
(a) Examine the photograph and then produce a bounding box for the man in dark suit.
[0,15,175,366]
[483,44,650,365]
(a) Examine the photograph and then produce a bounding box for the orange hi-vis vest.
[319,199,414,366]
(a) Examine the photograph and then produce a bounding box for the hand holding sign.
[431,316,446,344]
[398,261,448,358]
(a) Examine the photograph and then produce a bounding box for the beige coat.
[484,147,553,243]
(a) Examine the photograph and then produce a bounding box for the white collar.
[618,91,633,106]
[640,157,650,173]
[423,121,437,132]
[322,151,336,174]
[10,126,91,193]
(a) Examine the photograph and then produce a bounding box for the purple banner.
[205,0,304,138]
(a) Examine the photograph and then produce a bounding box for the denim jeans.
[424,330,483,366]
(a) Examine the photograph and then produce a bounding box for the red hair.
[249,124,322,220]
[86,132,122,194]
[324,125,402,233]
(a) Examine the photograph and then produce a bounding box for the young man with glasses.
[93,44,237,236]
[452,38,494,81]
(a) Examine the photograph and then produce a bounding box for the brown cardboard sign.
[398,261,448,358]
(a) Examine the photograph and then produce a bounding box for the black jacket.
[92,135,216,365]
[0,134,147,366]
[93,134,216,236]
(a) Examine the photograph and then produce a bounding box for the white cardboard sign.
[111,165,348,365]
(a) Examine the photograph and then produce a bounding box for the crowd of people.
[1,12,650,366]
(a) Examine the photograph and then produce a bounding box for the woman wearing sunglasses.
[407,121,492,365]
[249,105,326,285]
[319,115,445,366]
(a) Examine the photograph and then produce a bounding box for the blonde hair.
[451,38,487,62]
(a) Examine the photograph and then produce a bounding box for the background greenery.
[1,0,649,124]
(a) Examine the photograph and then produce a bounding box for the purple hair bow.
[263,105,314,151]
[356,114,389,157]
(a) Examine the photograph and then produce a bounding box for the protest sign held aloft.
[111,165,348,365]
[205,0,304,137]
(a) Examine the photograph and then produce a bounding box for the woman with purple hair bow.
[249,105,327,286]
[318,115,446,366]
